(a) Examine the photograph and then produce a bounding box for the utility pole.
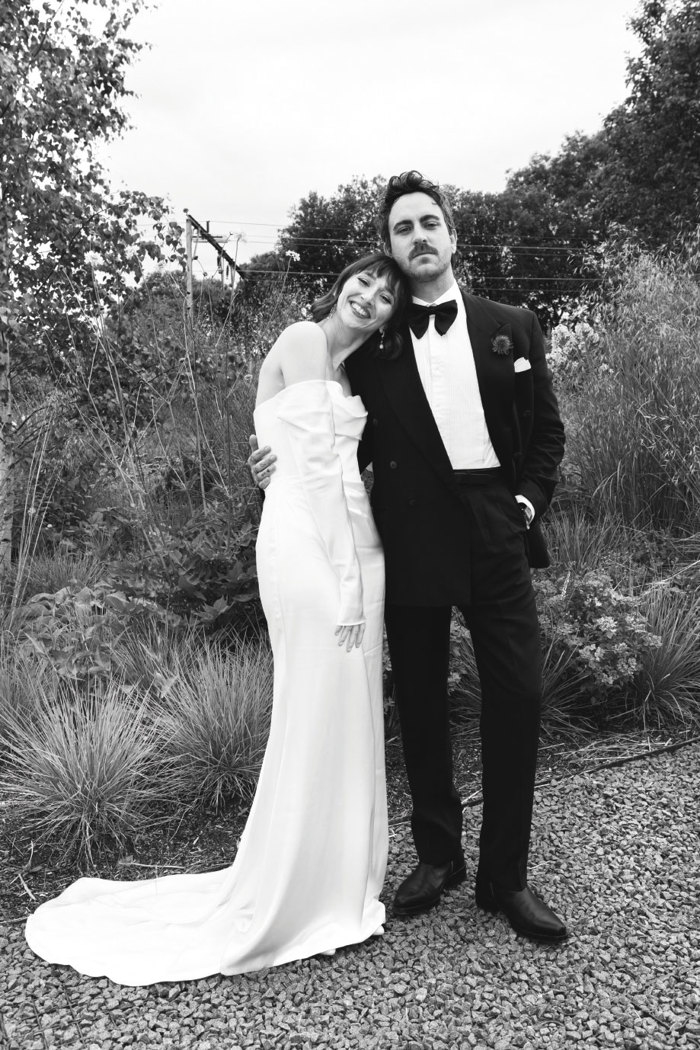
[183,210,246,325]
[185,211,194,323]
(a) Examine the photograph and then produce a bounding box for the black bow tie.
[407,299,459,339]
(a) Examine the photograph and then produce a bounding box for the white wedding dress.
[25,380,388,985]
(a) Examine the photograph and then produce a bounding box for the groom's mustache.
[409,244,438,259]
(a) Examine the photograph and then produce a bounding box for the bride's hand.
[335,623,365,652]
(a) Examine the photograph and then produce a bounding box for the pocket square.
[514,358,531,373]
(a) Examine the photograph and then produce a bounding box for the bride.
[25,253,409,985]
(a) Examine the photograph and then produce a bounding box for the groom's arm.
[248,435,277,490]
[517,312,565,517]
[357,426,374,474]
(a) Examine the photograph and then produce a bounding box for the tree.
[601,0,700,246]
[492,134,614,321]
[249,173,599,329]
[1,0,182,379]
[247,176,385,299]
[0,0,182,574]
[491,1,700,258]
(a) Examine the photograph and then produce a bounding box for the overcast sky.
[101,0,641,271]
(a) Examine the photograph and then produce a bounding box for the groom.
[253,170,567,942]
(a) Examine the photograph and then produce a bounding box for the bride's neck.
[318,316,364,373]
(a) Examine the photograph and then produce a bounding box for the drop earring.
[378,329,385,353]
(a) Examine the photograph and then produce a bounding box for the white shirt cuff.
[515,495,535,527]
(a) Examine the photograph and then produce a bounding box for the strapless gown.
[24,380,387,985]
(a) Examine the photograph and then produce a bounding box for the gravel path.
[1,741,699,1050]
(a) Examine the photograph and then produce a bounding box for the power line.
[258,237,590,255]
[131,217,597,255]
[139,222,592,254]
[242,268,601,284]
[182,217,598,250]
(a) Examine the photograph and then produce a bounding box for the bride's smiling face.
[335,270,397,335]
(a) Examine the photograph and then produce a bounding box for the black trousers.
[384,477,542,891]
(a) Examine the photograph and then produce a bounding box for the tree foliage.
[504,0,700,250]
[0,0,183,384]
[448,181,598,324]
[274,176,385,295]
[247,175,594,328]
[602,0,700,245]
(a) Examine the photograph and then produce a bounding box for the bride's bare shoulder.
[271,322,328,385]
[275,320,324,348]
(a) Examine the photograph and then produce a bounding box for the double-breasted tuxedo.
[346,289,565,889]
[347,290,564,603]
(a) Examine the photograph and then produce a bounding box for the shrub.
[110,506,263,634]
[9,582,181,682]
[633,580,700,730]
[0,677,173,863]
[157,636,274,813]
[447,565,691,735]
[537,569,661,722]
[561,245,700,532]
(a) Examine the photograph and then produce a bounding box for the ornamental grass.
[158,636,274,814]
[0,675,173,864]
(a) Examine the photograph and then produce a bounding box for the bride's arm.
[273,326,365,645]
[249,321,328,489]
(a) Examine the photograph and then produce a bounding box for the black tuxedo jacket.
[345,289,565,606]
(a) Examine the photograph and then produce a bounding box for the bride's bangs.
[364,259,402,301]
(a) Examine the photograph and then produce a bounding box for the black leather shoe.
[475,878,568,943]
[393,857,466,917]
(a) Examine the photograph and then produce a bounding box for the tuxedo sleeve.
[518,311,565,517]
[357,425,374,473]
[345,349,374,472]
[277,382,364,625]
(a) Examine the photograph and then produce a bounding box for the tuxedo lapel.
[462,291,517,469]
[463,291,514,419]
[377,323,457,492]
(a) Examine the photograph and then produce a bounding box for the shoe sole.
[392,866,467,918]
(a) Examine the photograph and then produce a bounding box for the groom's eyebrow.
[393,210,442,231]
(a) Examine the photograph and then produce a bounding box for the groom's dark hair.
[378,170,457,247]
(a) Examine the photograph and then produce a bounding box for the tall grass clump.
[157,635,274,813]
[0,645,56,765]
[13,549,106,600]
[633,580,700,730]
[563,244,700,532]
[546,504,632,580]
[0,676,172,862]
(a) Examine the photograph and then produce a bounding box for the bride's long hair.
[310,252,409,360]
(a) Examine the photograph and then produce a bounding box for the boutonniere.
[491,325,513,356]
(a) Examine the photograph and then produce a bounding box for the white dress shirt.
[410,282,500,469]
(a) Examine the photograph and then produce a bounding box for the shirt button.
[372,418,379,428]
[389,460,398,470]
